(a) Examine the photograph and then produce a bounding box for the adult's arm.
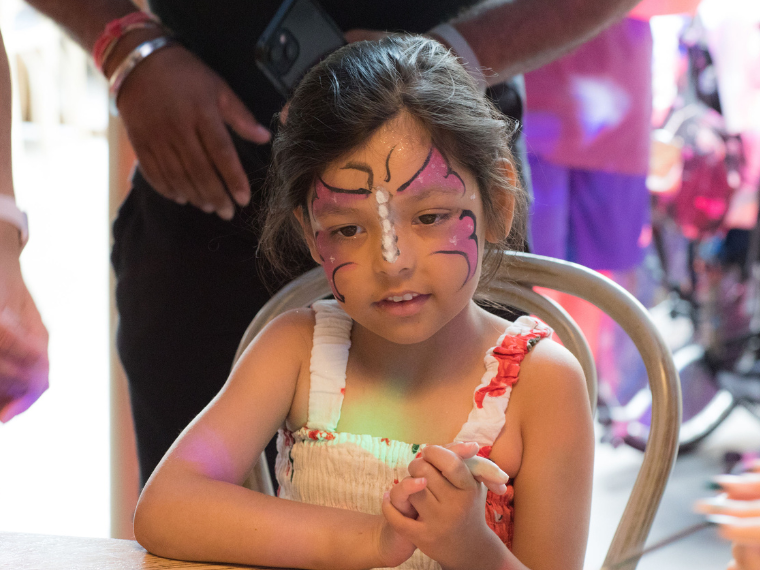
[0,29,49,423]
[443,0,644,84]
[25,0,272,220]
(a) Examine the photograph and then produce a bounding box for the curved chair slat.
[501,252,681,570]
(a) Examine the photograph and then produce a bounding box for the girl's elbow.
[133,493,170,556]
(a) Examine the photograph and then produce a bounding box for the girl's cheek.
[315,231,357,303]
[428,210,479,287]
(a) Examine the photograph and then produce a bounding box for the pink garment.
[524,18,653,176]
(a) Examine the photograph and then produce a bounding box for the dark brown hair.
[258,34,527,285]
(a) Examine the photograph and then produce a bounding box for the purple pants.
[528,153,650,271]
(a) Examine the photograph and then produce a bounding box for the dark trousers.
[111,163,294,486]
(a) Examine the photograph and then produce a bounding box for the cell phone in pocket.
[255,0,346,97]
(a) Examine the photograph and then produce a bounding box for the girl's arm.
[506,339,595,570]
[133,309,410,570]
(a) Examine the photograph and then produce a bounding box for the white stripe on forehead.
[375,187,399,263]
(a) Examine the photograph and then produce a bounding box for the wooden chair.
[232,252,682,570]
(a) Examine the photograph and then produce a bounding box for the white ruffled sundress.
[274,300,552,570]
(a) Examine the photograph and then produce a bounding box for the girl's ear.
[293,207,323,265]
[485,160,517,243]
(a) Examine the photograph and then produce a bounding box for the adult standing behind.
[522,0,699,405]
[0,28,49,424]
[6,0,643,485]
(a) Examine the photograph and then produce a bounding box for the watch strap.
[0,195,29,250]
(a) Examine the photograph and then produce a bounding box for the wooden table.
[0,531,290,569]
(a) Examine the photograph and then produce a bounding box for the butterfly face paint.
[308,121,485,309]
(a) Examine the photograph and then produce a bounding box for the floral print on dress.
[474,325,551,408]
[478,444,515,548]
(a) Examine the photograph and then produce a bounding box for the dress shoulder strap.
[454,315,553,449]
[307,300,353,431]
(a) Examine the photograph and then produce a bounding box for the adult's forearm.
[24,0,139,51]
[0,30,13,199]
[455,0,641,82]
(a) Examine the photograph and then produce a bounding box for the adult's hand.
[0,235,49,423]
[114,44,272,220]
[696,467,760,570]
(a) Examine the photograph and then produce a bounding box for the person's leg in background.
[569,167,652,406]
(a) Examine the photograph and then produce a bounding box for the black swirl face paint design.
[431,209,479,288]
[311,177,370,302]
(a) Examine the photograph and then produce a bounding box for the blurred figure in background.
[522,1,699,423]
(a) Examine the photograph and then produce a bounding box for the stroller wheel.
[601,343,736,452]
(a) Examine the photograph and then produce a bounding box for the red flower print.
[475,330,548,408]
[478,445,492,459]
[307,429,336,441]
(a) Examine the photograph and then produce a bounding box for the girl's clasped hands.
[383,442,511,568]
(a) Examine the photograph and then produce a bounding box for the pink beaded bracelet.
[92,11,162,72]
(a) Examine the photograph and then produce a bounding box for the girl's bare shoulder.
[240,307,316,362]
[517,336,587,404]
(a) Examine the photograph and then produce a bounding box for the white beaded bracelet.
[108,36,176,115]
[0,195,29,251]
[428,23,488,92]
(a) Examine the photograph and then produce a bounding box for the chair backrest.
[232,252,681,570]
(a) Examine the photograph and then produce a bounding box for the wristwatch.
[0,195,29,251]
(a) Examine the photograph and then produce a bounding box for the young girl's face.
[303,114,491,345]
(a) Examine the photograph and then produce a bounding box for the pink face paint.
[315,230,355,303]
[431,209,479,288]
[396,147,466,196]
[311,177,370,303]
[311,177,371,219]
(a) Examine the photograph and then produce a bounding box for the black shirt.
[148,0,481,125]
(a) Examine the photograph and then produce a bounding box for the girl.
[133,36,594,570]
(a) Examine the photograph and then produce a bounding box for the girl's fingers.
[463,456,509,486]
[479,481,508,495]
[389,478,426,518]
[420,445,476,491]
[444,441,480,460]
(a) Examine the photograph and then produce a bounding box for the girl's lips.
[374,294,430,317]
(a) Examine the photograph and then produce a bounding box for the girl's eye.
[334,225,362,238]
[416,212,451,225]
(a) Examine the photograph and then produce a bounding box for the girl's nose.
[374,225,416,276]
